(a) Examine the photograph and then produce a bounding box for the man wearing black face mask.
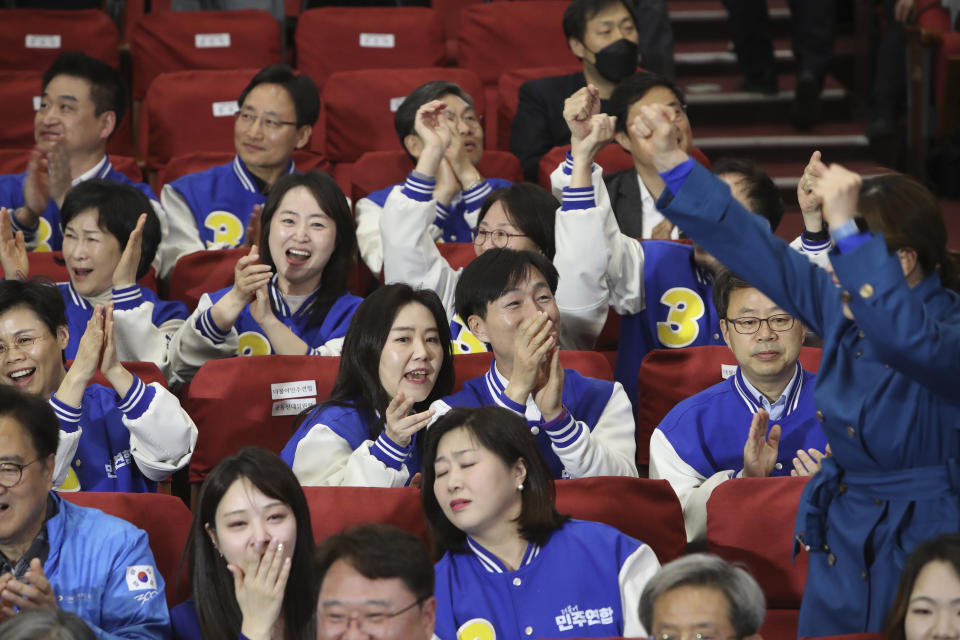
[511,0,673,182]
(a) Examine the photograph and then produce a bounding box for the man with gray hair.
[639,553,766,640]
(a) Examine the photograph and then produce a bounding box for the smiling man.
[429,248,637,480]
[0,385,170,638]
[314,524,437,640]
[354,80,511,276]
[0,52,180,280]
[649,270,828,541]
[160,64,319,255]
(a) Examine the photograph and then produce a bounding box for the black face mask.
[590,38,640,83]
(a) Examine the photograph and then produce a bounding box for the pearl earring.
[517,483,524,491]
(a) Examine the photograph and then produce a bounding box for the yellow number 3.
[204,211,245,248]
[656,287,705,348]
[457,618,496,640]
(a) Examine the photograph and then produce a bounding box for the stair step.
[694,131,870,163]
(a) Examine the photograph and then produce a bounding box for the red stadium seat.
[185,355,340,491]
[304,486,430,546]
[0,71,133,156]
[635,346,822,467]
[431,0,484,61]
[452,351,613,393]
[0,252,157,293]
[63,492,192,607]
[800,636,886,640]
[350,149,522,203]
[137,69,258,172]
[706,476,811,640]
[0,9,119,71]
[496,65,582,151]
[538,144,713,189]
[74,361,169,391]
[155,149,331,194]
[319,67,485,162]
[457,2,577,87]
[555,477,685,563]
[437,242,476,271]
[129,10,281,100]
[296,8,446,90]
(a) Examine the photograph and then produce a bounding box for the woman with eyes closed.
[887,534,960,640]
[0,180,188,381]
[380,99,617,354]
[421,406,661,640]
[169,171,362,384]
[282,283,454,487]
[172,447,317,640]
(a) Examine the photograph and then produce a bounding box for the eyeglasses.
[0,335,46,358]
[0,459,41,489]
[724,314,795,335]
[472,228,528,248]
[235,110,297,132]
[320,598,423,632]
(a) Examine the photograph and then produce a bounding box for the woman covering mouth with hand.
[168,171,362,385]
[282,283,454,487]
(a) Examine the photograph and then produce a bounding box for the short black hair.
[562,0,638,43]
[610,71,686,134]
[394,80,476,143]
[712,157,784,231]
[454,248,559,321]
[314,524,434,603]
[0,279,67,338]
[0,608,95,640]
[477,184,558,260]
[238,64,320,128]
[42,51,127,134]
[421,406,568,556]
[712,269,755,320]
[60,179,161,280]
[0,386,60,462]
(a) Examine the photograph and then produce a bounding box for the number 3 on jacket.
[656,287,705,348]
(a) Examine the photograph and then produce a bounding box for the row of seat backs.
[0,4,577,97]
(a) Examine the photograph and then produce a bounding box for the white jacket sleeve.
[289,425,411,487]
[545,382,638,478]
[381,174,461,318]
[52,428,81,488]
[158,184,206,277]
[110,286,184,382]
[620,544,661,638]
[354,195,386,276]
[648,429,733,542]
[122,379,198,481]
[166,293,237,386]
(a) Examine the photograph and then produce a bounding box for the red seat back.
[129,10,281,100]
[706,476,810,610]
[78,361,168,390]
[350,150,521,203]
[555,477,685,563]
[457,2,577,87]
[155,149,330,194]
[0,252,157,293]
[538,144,713,188]
[0,9,119,71]
[320,67,485,162]
[296,8,446,90]
[63,492,192,608]
[437,242,476,272]
[137,69,259,172]
[186,355,340,486]
[304,486,430,547]
[635,346,822,466]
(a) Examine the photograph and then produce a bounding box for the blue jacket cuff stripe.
[561,186,596,211]
[371,433,412,469]
[197,308,229,344]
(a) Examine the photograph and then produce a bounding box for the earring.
[517,483,524,491]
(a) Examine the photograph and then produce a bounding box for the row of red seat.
[72,474,865,640]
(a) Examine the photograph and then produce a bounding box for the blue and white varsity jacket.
[160,155,295,252]
[58,282,188,382]
[48,375,198,492]
[649,363,826,541]
[433,519,659,640]
[356,175,510,275]
[167,274,361,383]
[281,402,421,487]
[430,358,637,479]
[45,493,171,639]
[0,155,181,279]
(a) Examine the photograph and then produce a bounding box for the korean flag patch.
[126,565,157,591]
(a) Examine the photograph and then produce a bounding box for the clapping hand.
[742,410,781,478]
